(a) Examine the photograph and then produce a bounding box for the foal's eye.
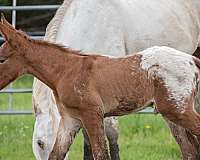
[0,58,7,64]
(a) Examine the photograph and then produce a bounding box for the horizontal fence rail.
[0,89,32,93]
[0,36,43,42]
[0,5,60,11]
[0,110,33,115]
[0,3,155,115]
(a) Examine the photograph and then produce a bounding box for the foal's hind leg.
[154,80,200,136]
[156,97,200,137]
[158,102,200,159]
[161,107,200,137]
[165,118,199,160]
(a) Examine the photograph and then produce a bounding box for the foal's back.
[89,46,199,116]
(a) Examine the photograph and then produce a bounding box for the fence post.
[8,0,17,111]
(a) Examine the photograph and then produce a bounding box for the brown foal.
[1,15,200,160]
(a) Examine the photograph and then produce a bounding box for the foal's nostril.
[37,140,45,150]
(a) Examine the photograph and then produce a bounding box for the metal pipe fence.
[0,1,154,115]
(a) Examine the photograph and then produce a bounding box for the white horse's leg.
[105,117,120,160]
[49,115,81,160]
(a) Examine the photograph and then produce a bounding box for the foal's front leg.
[83,117,120,160]
[80,108,111,160]
[83,128,93,160]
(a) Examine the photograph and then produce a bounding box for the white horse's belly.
[118,0,200,54]
[57,0,200,55]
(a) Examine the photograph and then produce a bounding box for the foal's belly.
[104,97,153,117]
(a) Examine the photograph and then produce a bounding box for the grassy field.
[0,76,181,160]
[0,76,33,111]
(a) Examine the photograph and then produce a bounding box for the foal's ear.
[1,13,14,29]
[0,13,18,42]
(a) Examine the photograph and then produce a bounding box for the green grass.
[0,116,34,160]
[0,76,181,160]
[0,115,180,160]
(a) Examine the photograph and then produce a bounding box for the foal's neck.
[25,40,81,90]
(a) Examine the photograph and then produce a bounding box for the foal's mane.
[32,39,83,56]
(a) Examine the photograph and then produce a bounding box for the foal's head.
[0,15,30,89]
